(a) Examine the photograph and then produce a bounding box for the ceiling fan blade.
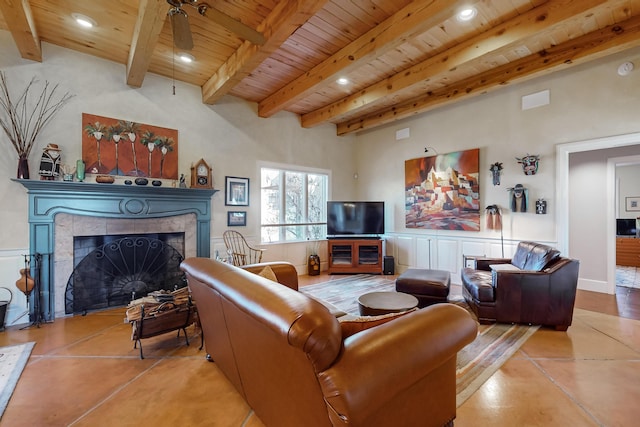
[168,7,194,50]
[197,4,265,46]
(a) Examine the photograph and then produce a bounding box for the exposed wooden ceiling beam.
[302,0,612,128]
[336,13,640,135]
[0,0,42,62]
[201,0,329,105]
[126,0,168,88]
[257,0,473,118]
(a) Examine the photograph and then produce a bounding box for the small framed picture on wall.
[225,176,249,206]
[227,211,247,226]
[626,196,640,211]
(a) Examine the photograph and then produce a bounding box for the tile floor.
[0,274,639,426]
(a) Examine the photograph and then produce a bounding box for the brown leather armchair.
[461,241,580,331]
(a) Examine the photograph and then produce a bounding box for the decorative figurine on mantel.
[38,143,62,180]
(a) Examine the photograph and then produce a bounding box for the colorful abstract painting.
[405,148,480,231]
[82,113,178,179]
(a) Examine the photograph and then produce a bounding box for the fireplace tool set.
[15,253,46,329]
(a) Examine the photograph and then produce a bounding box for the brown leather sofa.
[461,241,580,331]
[181,258,478,427]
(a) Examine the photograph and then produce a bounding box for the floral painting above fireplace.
[405,148,480,231]
[82,113,178,179]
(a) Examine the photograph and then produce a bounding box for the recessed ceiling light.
[177,53,195,63]
[457,7,477,22]
[72,13,97,28]
[337,77,349,85]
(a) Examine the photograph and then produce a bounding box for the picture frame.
[225,176,249,206]
[625,196,640,211]
[227,211,247,227]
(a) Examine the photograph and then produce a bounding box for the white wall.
[354,45,640,290]
[3,31,640,324]
[617,164,640,218]
[0,32,356,325]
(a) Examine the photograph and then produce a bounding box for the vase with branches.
[0,72,73,178]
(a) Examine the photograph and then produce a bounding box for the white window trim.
[258,161,332,243]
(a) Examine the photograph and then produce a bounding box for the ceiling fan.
[167,0,265,50]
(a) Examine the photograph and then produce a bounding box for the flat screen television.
[616,218,637,236]
[327,201,385,237]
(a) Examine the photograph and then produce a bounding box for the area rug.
[0,342,35,419]
[300,275,539,407]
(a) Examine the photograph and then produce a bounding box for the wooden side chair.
[223,230,266,266]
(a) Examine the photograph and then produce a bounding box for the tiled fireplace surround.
[15,179,216,321]
[55,214,194,317]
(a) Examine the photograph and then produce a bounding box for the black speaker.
[383,256,394,275]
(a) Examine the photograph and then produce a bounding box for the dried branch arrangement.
[0,71,74,158]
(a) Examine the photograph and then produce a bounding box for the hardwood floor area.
[1,275,639,426]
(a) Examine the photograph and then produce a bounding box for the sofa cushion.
[306,295,348,318]
[257,265,278,282]
[511,241,561,271]
[461,268,494,302]
[338,308,417,338]
[525,245,560,271]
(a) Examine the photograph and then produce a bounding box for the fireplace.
[66,233,186,315]
[15,179,216,321]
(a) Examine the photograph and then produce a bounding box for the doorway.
[557,132,640,295]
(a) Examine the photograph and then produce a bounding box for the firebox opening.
[65,233,186,315]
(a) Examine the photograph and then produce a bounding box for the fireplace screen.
[65,236,186,315]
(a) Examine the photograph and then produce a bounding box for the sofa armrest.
[242,261,299,290]
[317,304,477,425]
[493,269,549,293]
[473,257,511,271]
[492,258,579,328]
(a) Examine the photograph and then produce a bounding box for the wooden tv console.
[616,237,640,267]
[328,238,383,274]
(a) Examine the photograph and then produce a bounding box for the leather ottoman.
[395,268,451,307]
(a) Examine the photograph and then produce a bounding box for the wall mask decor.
[405,148,480,231]
[508,184,528,212]
[516,153,540,175]
[485,204,502,230]
[489,162,503,185]
[536,198,547,214]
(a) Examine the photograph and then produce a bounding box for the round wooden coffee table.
[357,291,419,316]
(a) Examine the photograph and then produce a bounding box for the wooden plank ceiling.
[1,0,640,136]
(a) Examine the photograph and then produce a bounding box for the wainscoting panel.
[395,236,415,268]
[436,239,459,275]
[461,241,487,259]
[415,237,432,269]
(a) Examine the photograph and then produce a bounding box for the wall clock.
[191,159,212,189]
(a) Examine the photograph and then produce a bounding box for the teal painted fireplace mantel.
[13,179,217,321]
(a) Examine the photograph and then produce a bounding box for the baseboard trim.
[578,278,611,294]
